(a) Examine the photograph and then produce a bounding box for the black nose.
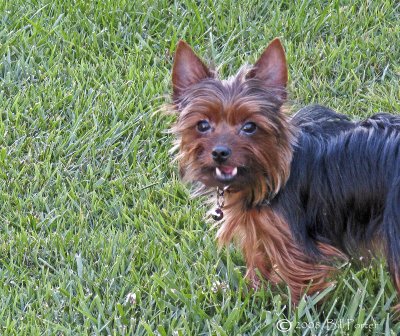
[211,145,231,163]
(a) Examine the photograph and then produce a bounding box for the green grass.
[0,0,399,334]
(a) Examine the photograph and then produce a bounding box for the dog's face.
[171,39,294,201]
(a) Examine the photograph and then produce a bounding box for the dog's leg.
[242,241,275,289]
[248,208,341,303]
[218,200,343,303]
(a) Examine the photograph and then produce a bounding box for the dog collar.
[211,186,276,221]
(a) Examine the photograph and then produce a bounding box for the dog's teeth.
[232,167,237,177]
[216,167,223,178]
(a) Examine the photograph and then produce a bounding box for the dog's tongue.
[215,166,238,181]
[220,166,235,174]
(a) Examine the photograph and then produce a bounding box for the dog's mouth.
[215,165,238,183]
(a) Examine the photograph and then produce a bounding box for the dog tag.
[212,208,224,221]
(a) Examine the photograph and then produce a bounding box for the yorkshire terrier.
[168,38,400,307]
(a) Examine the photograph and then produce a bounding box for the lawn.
[0,0,399,334]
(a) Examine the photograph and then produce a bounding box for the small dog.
[169,38,400,306]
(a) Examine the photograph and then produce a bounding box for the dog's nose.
[211,145,231,163]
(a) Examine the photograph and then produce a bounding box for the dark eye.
[197,120,211,133]
[241,122,257,135]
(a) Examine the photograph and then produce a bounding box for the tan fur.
[217,190,345,303]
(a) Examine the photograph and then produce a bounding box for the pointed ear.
[172,40,212,102]
[248,38,288,98]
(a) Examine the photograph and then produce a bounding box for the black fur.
[272,105,400,285]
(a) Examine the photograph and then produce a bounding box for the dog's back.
[279,105,400,294]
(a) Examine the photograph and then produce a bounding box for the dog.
[168,38,400,307]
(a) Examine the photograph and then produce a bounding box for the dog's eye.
[241,122,257,135]
[197,120,211,133]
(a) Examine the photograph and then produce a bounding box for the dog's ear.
[172,40,212,103]
[247,38,288,98]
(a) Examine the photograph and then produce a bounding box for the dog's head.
[170,39,294,203]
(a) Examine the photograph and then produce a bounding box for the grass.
[0,0,399,334]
